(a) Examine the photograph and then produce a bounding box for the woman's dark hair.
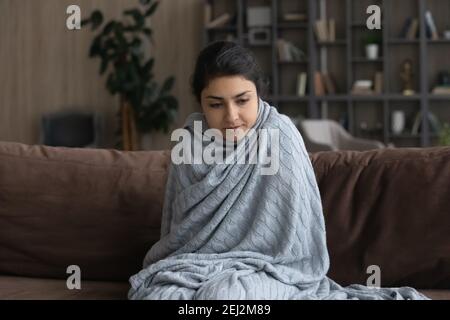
[190,41,269,103]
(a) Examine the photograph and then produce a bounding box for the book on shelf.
[400,17,412,38]
[374,72,383,94]
[314,72,325,96]
[322,73,337,94]
[431,86,450,95]
[351,80,374,95]
[425,11,439,40]
[407,19,419,40]
[411,111,441,134]
[314,19,338,42]
[328,19,336,42]
[283,13,307,22]
[314,20,329,42]
[400,17,419,40]
[206,13,231,29]
[277,39,306,62]
[297,72,308,96]
[312,72,338,95]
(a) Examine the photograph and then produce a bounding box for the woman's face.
[200,75,259,142]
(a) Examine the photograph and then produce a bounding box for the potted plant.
[363,31,382,60]
[82,0,178,150]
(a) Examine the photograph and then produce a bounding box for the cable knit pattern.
[128,98,429,300]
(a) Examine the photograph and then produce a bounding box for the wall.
[0,0,203,150]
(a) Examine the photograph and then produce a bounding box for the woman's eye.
[237,99,248,105]
[209,103,222,108]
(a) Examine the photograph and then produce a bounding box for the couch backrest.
[310,147,450,289]
[0,142,170,281]
[0,141,449,288]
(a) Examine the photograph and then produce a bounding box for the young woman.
[128,41,428,300]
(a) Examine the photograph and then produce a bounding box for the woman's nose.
[224,104,239,123]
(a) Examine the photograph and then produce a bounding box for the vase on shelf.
[365,44,379,60]
[391,110,405,135]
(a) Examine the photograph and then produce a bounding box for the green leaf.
[145,2,159,17]
[143,58,154,74]
[124,9,145,28]
[131,38,142,48]
[106,74,119,94]
[160,76,175,93]
[89,35,102,57]
[113,23,127,50]
[104,38,119,59]
[99,54,109,75]
[102,21,116,35]
[90,10,104,30]
[81,18,91,28]
[142,28,152,37]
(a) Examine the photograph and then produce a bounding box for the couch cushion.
[0,275,448,300]
[0,142,170,281]
[0,275,129,300]
[310,147,450,289]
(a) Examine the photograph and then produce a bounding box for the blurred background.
[1,0,450,152]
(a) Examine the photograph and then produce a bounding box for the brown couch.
[0,141,449,300]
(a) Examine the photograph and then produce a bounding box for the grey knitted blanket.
[128,98,429,300]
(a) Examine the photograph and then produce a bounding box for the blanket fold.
[128,98,429,300]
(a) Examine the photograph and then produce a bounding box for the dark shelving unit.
[203,0,450,148]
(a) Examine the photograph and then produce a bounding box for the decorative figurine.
[400,59,415,96]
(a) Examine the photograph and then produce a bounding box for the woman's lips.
[222,126,246,141]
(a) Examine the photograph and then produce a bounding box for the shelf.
[428,94,450,100]
[277,96,310,103]
[350,95,385,101]
[426,39,450,44]
[388,133,421,138]
[316,40,347,46]
[311,94,422,101]
[278,60,309,64]
[388,39,420,45]
[203,0,449,149]
[206,26,237,32]
[277,22,308,29]
[246,43,272,48]
[388,133,440,138]
[316,95,349,102]
[387,94,421,101]
[292,94,427,101]
[352,57,384,63]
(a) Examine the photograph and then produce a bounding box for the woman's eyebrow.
[206,91,251,100]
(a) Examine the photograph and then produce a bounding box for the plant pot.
[365,44,379,60]
[120,99,139,151]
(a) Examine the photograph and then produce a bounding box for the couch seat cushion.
[0,275,129,299]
